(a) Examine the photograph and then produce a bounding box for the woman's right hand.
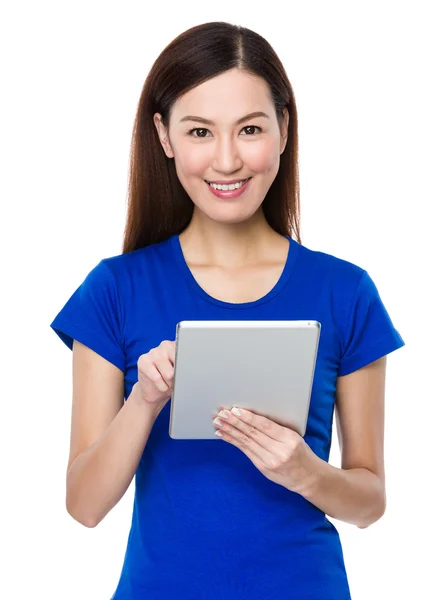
[136,340,176,409]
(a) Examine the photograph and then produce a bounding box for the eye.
[242,125,261,136]
[187,125,262,138]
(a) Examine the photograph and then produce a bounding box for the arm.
[296,356,387,528]
[66,341,163,528]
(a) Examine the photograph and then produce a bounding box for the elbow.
[67,504,100,528]
[80,515,100,529]
[66,495,100,529]
[66,469,102,528]
[357,489,387,529]
[79,517,99,529]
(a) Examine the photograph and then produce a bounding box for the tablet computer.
[169,320,320,440]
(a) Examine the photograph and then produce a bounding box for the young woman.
[50,21,405,599]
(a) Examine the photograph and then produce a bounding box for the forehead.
[171,70,274,123]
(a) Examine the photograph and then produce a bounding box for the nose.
[211,136,243,173]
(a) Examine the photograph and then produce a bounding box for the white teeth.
[209,179,248,191]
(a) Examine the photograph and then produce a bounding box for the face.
[153,68,289,226]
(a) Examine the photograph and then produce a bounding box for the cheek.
[177,147,210,174]
[243,140,280,173]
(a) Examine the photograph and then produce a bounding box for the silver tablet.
[169,320,320,440]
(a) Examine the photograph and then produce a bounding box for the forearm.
[66,382,162,528]
[294,450,386,528]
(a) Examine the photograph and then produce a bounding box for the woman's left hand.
[213,407,318,494]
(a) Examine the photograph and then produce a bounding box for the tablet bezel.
[169,320,320,440]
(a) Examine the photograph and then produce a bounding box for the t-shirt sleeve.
[50,259,126,372]
[337,269,405,376]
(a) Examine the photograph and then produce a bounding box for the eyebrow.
[179,111,270,126]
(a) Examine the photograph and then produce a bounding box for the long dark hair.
[122,21,301,254]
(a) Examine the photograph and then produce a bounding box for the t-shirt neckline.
[170,232,298,310]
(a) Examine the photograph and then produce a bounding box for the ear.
[153,113,175,159]
[280,107,289,155]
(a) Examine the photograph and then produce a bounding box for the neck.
[179,212,286,269]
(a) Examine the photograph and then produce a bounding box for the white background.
[1,1,437,598]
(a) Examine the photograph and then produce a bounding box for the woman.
[50,21,405,599]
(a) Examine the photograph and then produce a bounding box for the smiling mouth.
[205,177,251,189]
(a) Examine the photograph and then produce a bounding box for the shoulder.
[100,236,173,277]
[297,240,366,293]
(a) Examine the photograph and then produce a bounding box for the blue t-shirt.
[50,233,405,599]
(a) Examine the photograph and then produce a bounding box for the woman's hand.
[212,407,318,494]
[137,340,176,411]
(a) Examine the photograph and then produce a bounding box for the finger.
[212,404,230,419]
[227,408,292,444]
[160,340,176,366]
[221,408,296,466]
[215,422,273,470]
[154,353,174,380]
[148,360,173,392]
[216,428,265,467]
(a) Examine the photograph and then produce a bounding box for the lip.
[205,177,252,199]
[205,177,251,185]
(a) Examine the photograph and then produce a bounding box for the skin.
[153,68,387,528]
[153,67,290,279]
